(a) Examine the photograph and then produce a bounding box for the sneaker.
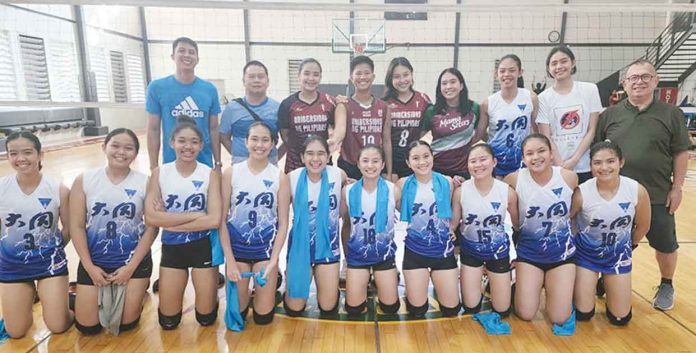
[653,283,675,311]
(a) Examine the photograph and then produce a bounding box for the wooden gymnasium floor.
[1,135,696,353]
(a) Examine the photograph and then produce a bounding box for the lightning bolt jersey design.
[459,179,510,261]
[158,162,211,245]
[344,181,397,267]
[516,167,575,263]
[486,88,533,177]
[0,175,67,281]
[227,161,279,260]
[575,176,638,274]
[288,165,342,264]
[404,179,454,258]
[82,168,147,268]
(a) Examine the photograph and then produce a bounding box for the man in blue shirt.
[219,60,284,164]
[146,37,222,169]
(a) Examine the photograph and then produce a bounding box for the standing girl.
[537,45,603,183]
[0,132,72,338]
[504,133,578,325]
[279,58,346,173]
[70,129,156,335]
[478,54,538,177]
[276,135,347,316]
[219,122,280,325]
[383,57,430,181]
[340,145,400,315]
[397,141,460,318]
[571,141,650,325]
[422,68,480,181]
[145,116,221,330]
[451,143,518,316]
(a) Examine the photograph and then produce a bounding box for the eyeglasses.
[624,74,654,83]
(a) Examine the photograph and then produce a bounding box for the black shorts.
[337,158,362,180]
[0,269,69,284]
[577,172,593,184]
[460,253,511,274]
[516,256,575,272]
[161,236,214,269]
[77,256,153,286]
[347,257,396,271]
[402,248,457,271]
[646,204,679,253]
[235,257,270,266]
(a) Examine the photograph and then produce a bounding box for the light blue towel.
[0,319,9,344]
[348,177,389,232]
[287,168,331,299]
[552,309,576,336]
[224,269,267,332]
[472,312,511,335]
[400,172,452,222]
[210,229,225,266]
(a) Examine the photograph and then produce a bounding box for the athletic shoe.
[653,283,675,311]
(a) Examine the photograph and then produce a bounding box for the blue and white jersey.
[486,88,533,177]
[345,181,397,267]
[516,167,575,263]
[404,179,454,258]
[227,161,279,260]
[288,165,342,264]
[83,168,148,269]
[459,179,510,261]
[0,175,67,281]
[575,176,638,274]
[158,162,211,245]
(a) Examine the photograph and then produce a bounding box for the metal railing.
[644,11,696,67]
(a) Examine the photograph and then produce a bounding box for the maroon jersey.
[279,91,336,173]
[422,103,480,176]
[386,91,430,163]
[340,96,388,165]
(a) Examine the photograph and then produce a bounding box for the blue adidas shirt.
[219,97,280,164]
[146,75,221,167]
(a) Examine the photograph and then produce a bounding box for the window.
[126,54,145,103]
[88,47,110,102]
[110,50,127,103]
[384,0,427,21]
[288,59,302,94]
[19,35,51,101]
[0,31,17,101]
[47,41,80,102]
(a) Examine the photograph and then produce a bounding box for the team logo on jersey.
[263,179,274,188]
[491,202,501,211]
[517,104,527,112]
[329,182,335,191]
[171,96,205,118]
[192,180,204,190]
[125,189,136,198]
[619,202,631,212]
[552,187,563,198]
[560,110,580,130]
[38,198,52,209]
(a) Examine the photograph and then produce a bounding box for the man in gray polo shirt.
[596,59,691,311]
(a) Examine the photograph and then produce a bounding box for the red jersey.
[278,91,336,173]
[340,96,388,165]
[386,91,430,163]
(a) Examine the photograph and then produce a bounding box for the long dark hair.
[434,68,473,115]
[383,57,414,101]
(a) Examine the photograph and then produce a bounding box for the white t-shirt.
[537,81,602,173]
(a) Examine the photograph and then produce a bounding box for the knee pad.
[283,298,306,317]
[119,316,140,333]
[195,304,219,326]
[493,306,512,319]
[440,302,462,317]
[462,297,483,314]
[253,309,275,325]
[378,299,401,314]
[606,307,632,326]
[75,321,102,335]
[344,301,367,316]
[319,291,340,316]
[405,298,429,318]
[576,306,596,321]
[158,310,182,330]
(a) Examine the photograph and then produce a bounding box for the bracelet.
[214,161,223,167]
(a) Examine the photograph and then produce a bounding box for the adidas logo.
[171,96,205,118]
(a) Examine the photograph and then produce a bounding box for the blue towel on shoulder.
[472,312,511,335]
[552,309,576,336]
[287,168,331,299]
[348,177,389,233]
[210,229,225,266]
[0,319,9,344]
[400,172,452,222]
[224,269,267,332]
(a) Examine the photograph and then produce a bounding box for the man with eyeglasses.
[596,59,691,312]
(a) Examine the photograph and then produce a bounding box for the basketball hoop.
[350,34,368,55]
